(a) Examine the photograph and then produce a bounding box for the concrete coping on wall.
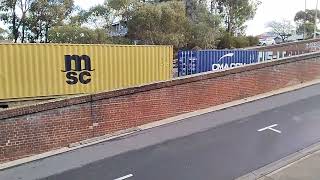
[1,51,320,120]
[247,38,320,51]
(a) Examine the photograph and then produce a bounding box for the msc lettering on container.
[62,55,94,85]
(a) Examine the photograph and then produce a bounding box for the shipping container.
[178,50,259,76]
[0,44,173,101]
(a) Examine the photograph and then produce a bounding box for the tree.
[0,27,8,40]
[185,0,197,21]
[18,0,34,42]
[267,20,295,42]
[26,0,74,43]
[70,5,110,28]
[294,9,320,38]
[216,32,258,49]
[185,1,221,49]
[295,9,320,24]
[127,1,220,50]
[296,22,316,39]
[127,1,189,49]
[69,9,89,26]
[247,35,259,46]
[107,0,139,22]
[0,0,33,42]
[215,0,260,35]
[48,25,110,44]
[0,0,17,42]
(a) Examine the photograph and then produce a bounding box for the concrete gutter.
[1,79,320,171]
[235,141,320,180]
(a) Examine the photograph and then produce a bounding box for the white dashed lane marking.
[114,174,133,180]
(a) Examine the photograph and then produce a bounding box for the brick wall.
[1,52,320,163]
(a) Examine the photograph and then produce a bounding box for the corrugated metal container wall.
[0,44,173,101]
[178,50,258,76]
[197,50,259,73]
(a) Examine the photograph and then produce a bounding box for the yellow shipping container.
[0,43,173,101]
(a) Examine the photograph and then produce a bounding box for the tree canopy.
[267,20,295,42]
[0,0,261,49]
[0,27,7,40]
[48,25,110,44]
[215,0,261,35]
[294,9,320,39]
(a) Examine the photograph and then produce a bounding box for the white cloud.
[246,0,319,35]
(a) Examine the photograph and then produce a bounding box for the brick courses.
[1,52,320,163]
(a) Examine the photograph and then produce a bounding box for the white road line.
[114,174,133,180]
[257,124,282,134]
[268,127,282,134]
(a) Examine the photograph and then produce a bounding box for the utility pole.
[314,0,319,38]
[304,0,307,39]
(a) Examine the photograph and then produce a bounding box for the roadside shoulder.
[235,141,320,180]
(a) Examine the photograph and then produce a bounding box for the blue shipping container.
[178,51,197,76]
[178,50,259,76]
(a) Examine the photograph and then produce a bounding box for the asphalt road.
[2,84,320,180]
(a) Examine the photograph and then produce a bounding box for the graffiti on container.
[306,42,320,52]
[258,51,302,61]
[62,55,94,85]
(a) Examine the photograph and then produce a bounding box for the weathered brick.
[1,54,320,163]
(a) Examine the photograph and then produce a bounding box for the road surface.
[1,84,320,180]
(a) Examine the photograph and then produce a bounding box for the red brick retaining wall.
[1,52,320,163]
[252,38,320,54]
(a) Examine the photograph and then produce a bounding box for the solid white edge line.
[114,174,133,180]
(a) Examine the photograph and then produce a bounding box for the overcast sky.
[245,0,319,35]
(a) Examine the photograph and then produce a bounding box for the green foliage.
[296,22,316,39]
[0,0,32,42]
[217,32,258,49]
[0,0,259,47]
[186,2,221,49]
[294,9,320,39]
[186,22,218,49]
[217,32,233,49]
[69,9,89,26]
[107,0,139,21]
[127,1,189,49]
[110,36,133,44]
[127,1,220,50]
[247,36,259,46]
[232,36,249,48]
[27,0,74,42]
[48,25,110,44]
[107,0,133,11]
[0,27,7,40]
[216,0,261,35]
[294,9,320,24]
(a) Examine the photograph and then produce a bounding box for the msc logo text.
[62,55,94,85]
